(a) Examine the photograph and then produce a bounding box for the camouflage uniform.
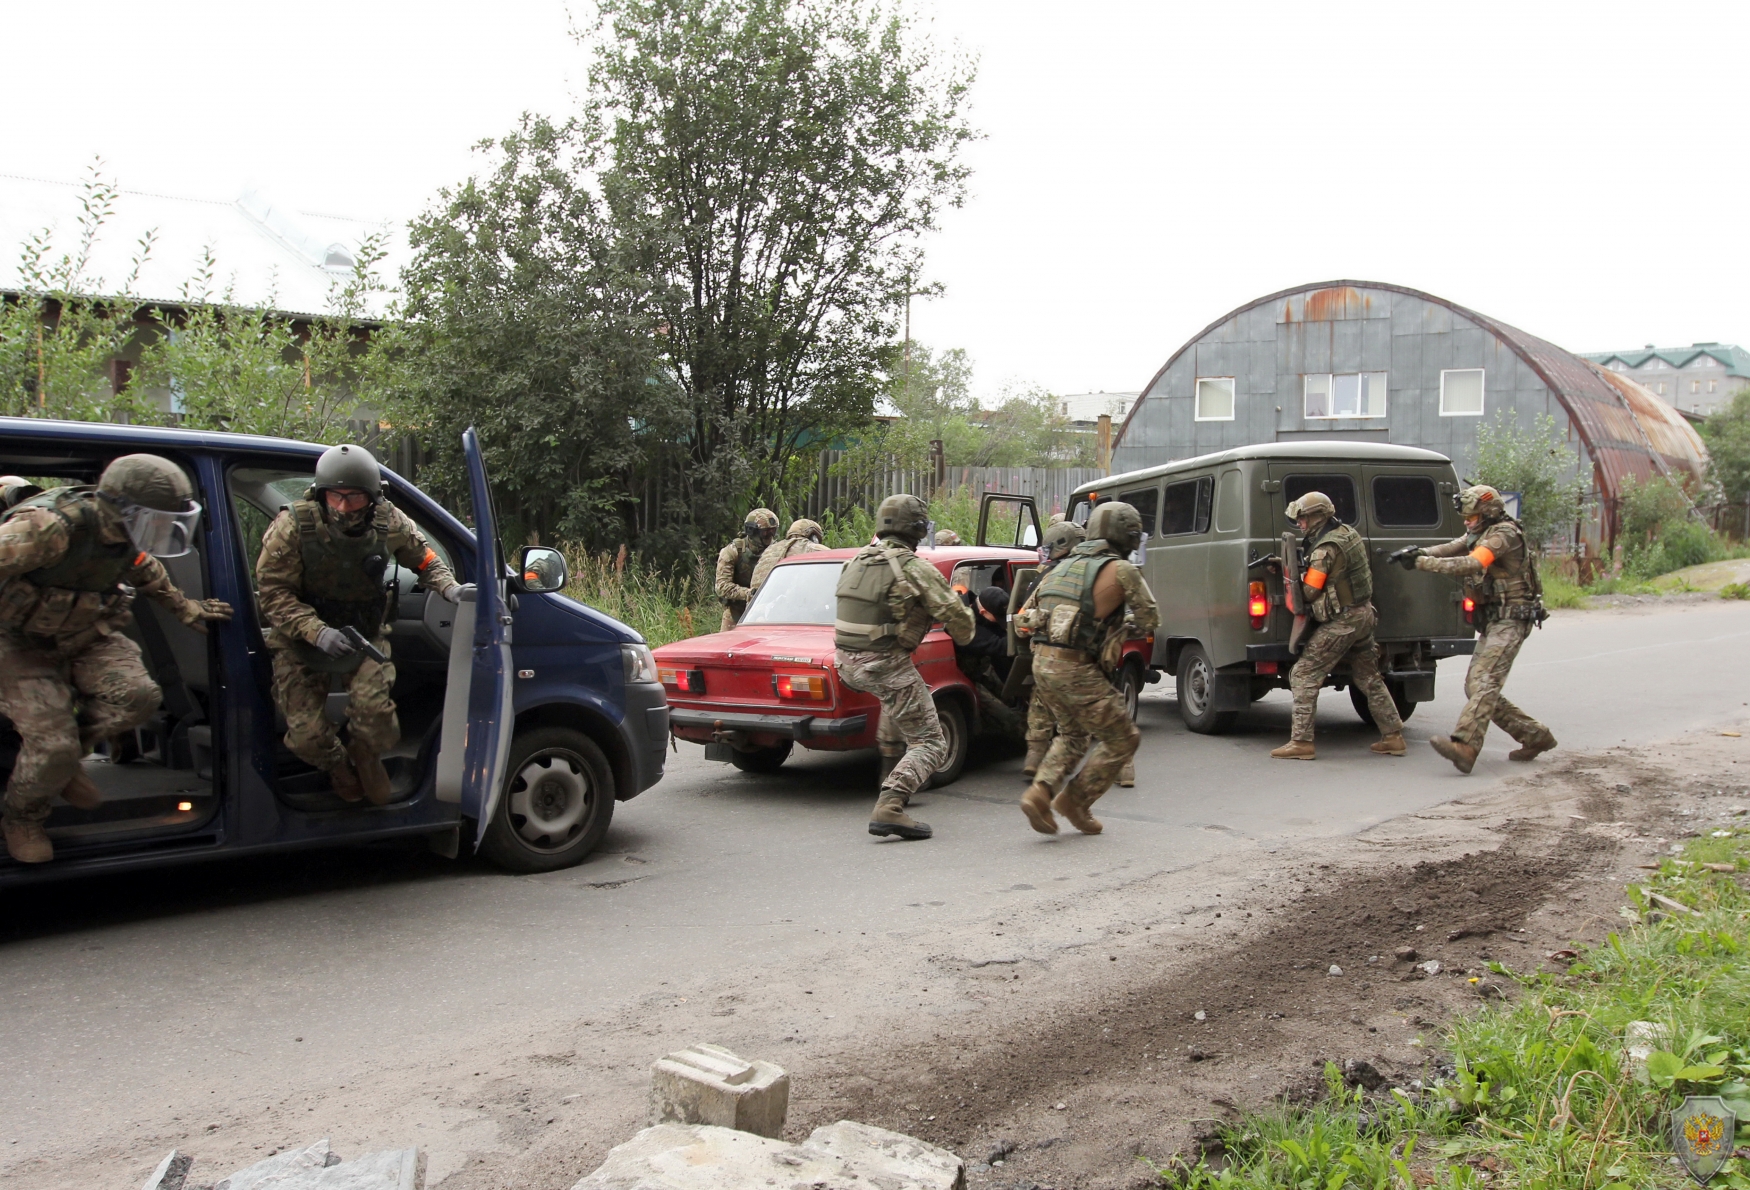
[1416,516,1553,754]
[256,500,457,774]
[834,541,974,802]
[1287,524,1402,742]
[930,529,962,546]
[749,520,826,596]
[714,510,778,630]
[0,490,220,825]
[1019,544,1159,816]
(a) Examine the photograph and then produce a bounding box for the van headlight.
[621,643,658,684]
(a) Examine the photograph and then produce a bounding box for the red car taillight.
[773,672,828,701]
[1462,596,1476,625]
[658,666,705,694]
[1248,580,1268,629]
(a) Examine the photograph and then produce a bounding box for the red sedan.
[655,541,1157,785]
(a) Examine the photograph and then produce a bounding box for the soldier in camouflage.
[256,444,461,807]
[1270,492,1406,761]
[714,509,779,629]
[749,518,826,598]
[1015,501,1159,835]
[834,493,975,840]
[1397,484,1555,773]
[0,454,232,863]
[1023,519,1087,777]
[930,528,962,546]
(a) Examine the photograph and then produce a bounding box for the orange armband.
[1304,568,1329,590]
[416,548,437,572]
[1469,546,1496,569]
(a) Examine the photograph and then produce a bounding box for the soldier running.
[1270,492,1406,761]
[256,444,462,806]
[1022,519,1087,778]
[1395,484,1555,773]
[833,494,974,841]
[0,455,233,863]
[1016,501,1159,835]
[749,518,826,598]
[714,508,779,629]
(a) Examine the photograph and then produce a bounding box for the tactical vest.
[288,499,394,671]
[834,541,919,653]
[1466,516,1540,608]
[1308,521,1372,609]
[732,538,760,590]
[0,486,135,638]
[1031,541,1121,655]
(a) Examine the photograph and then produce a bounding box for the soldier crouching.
[0,455,232,863]
[833,494,974,840]
[256,444,462,806]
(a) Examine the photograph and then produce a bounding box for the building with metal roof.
[1112,280,1710,552]
[1581,343,1749,419]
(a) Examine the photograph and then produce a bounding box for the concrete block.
[196,1139,421,1190]
[573,1121,964,1190]
[648,1043,789,1138]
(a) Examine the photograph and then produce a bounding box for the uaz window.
[1371,476,1441,527]
[1160,476,1213,535]
[1283,475,1358,524]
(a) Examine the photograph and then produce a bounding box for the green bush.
[559,547,717,648]
[1618,476,1724,579]
[1721,582,1750,601]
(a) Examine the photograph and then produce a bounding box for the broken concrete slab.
[142,1139,421,1190]
[648,1043,789,1138]
[573,1121,964,1190]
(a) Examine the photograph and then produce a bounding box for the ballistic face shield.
[119,499,203,558]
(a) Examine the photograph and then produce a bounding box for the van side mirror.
[515,546,568,594]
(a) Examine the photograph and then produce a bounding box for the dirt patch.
[784,742,1741,1190]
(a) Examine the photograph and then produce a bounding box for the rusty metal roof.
[1116,280,1711,506]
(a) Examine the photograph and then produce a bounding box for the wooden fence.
[802,450,1101,519]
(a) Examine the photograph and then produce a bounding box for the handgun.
[341,625,388,665]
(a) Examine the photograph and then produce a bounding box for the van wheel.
[731,741,792,773]
[1118,659,1144,723]
[480,727,615,873]
[929,696,969,788]
[1176,643,1238,734]
[1349,679,1416,727]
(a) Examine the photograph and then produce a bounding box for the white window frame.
[1194,376,1236,422]
[1439,368,1486,417]
[1303,372,1387,419]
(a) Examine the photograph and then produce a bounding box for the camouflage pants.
[0,629,161,823]
[1290,604,1402,741]
[720,602,746,632]
[1452,616,1551,750]
[270,639,399,772]
[1032,647,1139,804]
[835,648,944,799]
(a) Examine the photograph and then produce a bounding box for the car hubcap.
[1123,673,1140,720]
[1185,658,1211,717]
[507,750,591,852]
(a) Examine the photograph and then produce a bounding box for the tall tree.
[590,0,976,536]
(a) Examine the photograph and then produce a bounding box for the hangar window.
[1304,372,1386,418]
[1195,376,1235,421]
[1439,369,1485,416]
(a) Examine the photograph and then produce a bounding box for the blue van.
[0,418,668,883]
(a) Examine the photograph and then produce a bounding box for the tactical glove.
[176,597,234,633]
[313,626,357,658]
[443,583,473,604]
[1389,545,1424,571]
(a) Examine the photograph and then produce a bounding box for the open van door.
[976,493,1041,549]
[435,427,516,846]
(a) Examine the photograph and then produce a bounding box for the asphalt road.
[2,598,1746,1181]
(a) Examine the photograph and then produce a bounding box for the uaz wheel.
[1176,643,1238,734]
[1349,678,1415,727]
[480,727,615,873]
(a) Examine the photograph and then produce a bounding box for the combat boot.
[1270,740,1316,760]
[329,759,365,803]
[1022,741,1048,777]
[1020,781,1058,835]
[1370,733,1407,756]
[3,818,53,863]
[1508,736,1556,762]
[868,794,931,840]
[1117,757,1136,787]
[1051,786,1103,835]
[60,765,103,809]
[1430,736,1479,774]
[349,741,394,806]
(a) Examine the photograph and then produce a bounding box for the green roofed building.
[1581,343,1750,419]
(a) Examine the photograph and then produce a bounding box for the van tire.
[1176,643,1238,735]
[731,741,793,773]
[480,727,615,873]
[929,695,969,788]
[1118,658,1144,723]
[1349,680,1416,727]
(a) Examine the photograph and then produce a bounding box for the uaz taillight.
[1462,596,1476,625]
[658,666,705,694]
[1248,580,1268,629]
[772,672,828,701]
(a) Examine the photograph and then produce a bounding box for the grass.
[1153,831,1750,1190]
[559,546,719,648]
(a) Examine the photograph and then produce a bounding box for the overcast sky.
[5,0,1745,402]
